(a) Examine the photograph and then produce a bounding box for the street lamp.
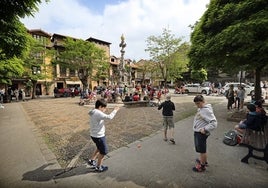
[32,66,41,75]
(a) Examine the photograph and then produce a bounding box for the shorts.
[162,116,174,129]
[91,136,108,155]
[194,132,208,153]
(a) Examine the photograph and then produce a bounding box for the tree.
[0,0,44,20]
[168,42,190,83]
[190,68,208,83]
[0,0,46,86]
[23,37,54,99]
[145,28,187,87]
[0,19,30,85]
[91,62,110,86]
[55,37,108,90]
[136,60,158,85]
[189,0,268,101]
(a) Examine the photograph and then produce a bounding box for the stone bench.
[123,100,150,108]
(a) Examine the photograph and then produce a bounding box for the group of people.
[225,84,246,111]
[0,87,26,103]
[87,94,218,173]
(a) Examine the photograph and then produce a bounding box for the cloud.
[21,0,209,60]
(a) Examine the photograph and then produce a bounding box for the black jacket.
[158,100,175,116]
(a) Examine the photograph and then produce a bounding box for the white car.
[221,83,254,96]
[184,83,211,95]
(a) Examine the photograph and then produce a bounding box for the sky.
[21,0,210,60]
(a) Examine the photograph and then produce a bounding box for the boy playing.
[88,99,119,172]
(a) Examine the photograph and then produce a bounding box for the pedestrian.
[14,88,19,101]
[87,99,120,172]
[21,89,25,102]
[192,95,217,172]
[226,84,235,110]
[237,86,245,110]
[158,94,176,144]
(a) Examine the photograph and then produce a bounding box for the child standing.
[192,95,217,172]
[88,99,119,172]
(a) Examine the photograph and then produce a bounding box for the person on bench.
[123,93,132,102]
[234,103,260,135]
[133,92,140,101]
[254,100,267,116]
[254,100,267,127]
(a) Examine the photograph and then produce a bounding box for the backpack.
[223,130,241,146]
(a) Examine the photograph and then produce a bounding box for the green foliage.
[55,38,108,88]
[136,60,158,84]
[23,37,52,81]
[0,0,47,85]
[168,42,190,81]
[0,20,28,84]
[189,0,268,100]
[0,57,24,85]
[91,61,110,82]
[189,0,268,71]
[190,68,208,83]
[145,28,187,85]
[0,0,44,20]
[0,19,30,60]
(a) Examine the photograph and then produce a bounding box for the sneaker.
[163,138,168,141]
[169,138,176,144]
[87,159,96,168]
[195,158,208,167]
[192,163,206,172]
[95,165,108,172]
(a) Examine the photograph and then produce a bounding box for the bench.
[123,100,150,108]
[240,116,268,164]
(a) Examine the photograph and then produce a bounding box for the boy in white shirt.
[88,99,119,172]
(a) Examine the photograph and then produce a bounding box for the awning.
[65,81,82,85]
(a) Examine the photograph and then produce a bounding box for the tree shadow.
[22,163,96,182]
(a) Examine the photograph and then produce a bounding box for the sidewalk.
[0,99,267,188]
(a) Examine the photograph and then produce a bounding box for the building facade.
[20,29,142,97]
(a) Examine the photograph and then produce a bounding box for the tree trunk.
[31,80,37,99]
[254,68,262,101]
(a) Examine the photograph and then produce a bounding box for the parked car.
[184,83,211,95]
[221,83,254,96]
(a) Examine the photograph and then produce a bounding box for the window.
[69,69,76,77]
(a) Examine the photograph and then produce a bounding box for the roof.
[86,37,111,45]
[52,33,79,40]
[27,29,51,38]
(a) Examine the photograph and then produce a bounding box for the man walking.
[158,94,176,144]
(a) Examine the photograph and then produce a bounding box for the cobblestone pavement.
[21,95,223,168]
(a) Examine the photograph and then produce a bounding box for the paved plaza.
[0,94,267,188]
